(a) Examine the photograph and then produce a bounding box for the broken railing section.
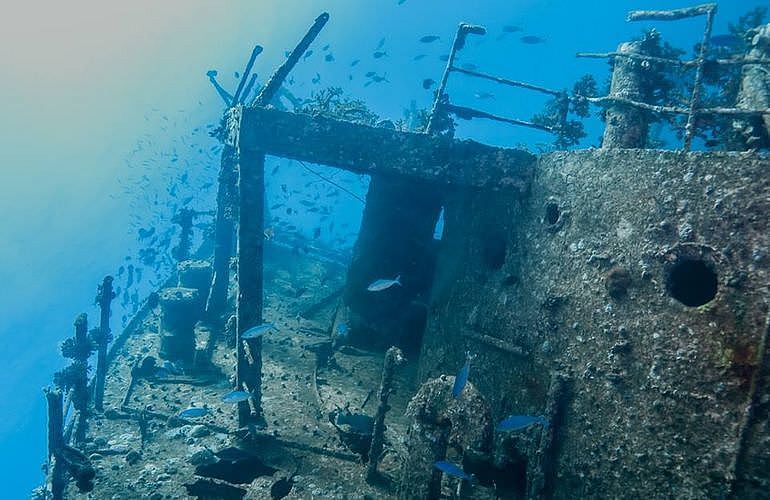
[93,275,115,412]
[426,22,581,147]
[45,314,98,498]
[578,3,770,151]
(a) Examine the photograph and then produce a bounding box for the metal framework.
[426,23,571,137]
[577,3,770,151]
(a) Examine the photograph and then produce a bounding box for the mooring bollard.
[177,260,213,314]
[158,287,199,364]
[93,276,115,412]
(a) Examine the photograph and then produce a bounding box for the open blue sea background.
[0,0,764,495]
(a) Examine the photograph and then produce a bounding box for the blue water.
[0,0,764,495]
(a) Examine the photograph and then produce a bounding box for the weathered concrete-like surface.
[419,149,770,498]
[239,107,536,193]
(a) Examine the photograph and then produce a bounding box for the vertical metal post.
[232,12,329,429]
[45,387,65,500]
[206,143,239,319]
[236,147,266,426]
[72,314,90,447]
[94,276,114,412]
[426,23,486,135]
[683,5,717,150]
[366,346,404,482]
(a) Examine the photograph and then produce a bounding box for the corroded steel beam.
[238,107,536,194]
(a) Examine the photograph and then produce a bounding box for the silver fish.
[242,323,276,339]
[367,275,402,292]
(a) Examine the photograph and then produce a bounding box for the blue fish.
[336,323,349,337]
[497,414,549,432]
[242,323,276,339]
[434,461,474,482]
[179,407,210,418]
[452,351,474,398]
[221,390,251,404]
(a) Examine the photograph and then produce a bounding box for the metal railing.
[577,3,770,151]
[426,23,572,138]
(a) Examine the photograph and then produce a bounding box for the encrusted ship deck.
[77,242,418,499]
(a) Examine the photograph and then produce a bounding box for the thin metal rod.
[254,12,329,107]
[684,4,717,150]
[451,66,564,97]
[627,3,716,21]
[576,51,770,67]
[426,23,486,134]
[241,74,259,104]
[232,45,264,105]
[208,76,233,106]
[296,160,365,204]
[585,95,770,116]
[443,103,555,133]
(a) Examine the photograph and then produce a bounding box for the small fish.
[452,351,475,398]
[179,407,210,418]
[312,73,321,84]
[336,323,349,337]
[420,35,440,43]
[413,54,427,61]
[303,49,314,59]
[322,43,330,51]
[422,78,436,89]
[376,37,386,50]
[350,59,361,67]
[434,461,474,482]
[234,71,240,79]
[520,35,546,44]
[461,63,478,71]
[221,390,251,404]
[502,25,523,33]
[365,71,376,78]
[367,275,402,292]
[373,51,387,59]
[242,323,277,339]
[439,54,449,62]
[474,91,495,100]
[397,0,407,4]
[325,53,335,62]
[497,414,549,432]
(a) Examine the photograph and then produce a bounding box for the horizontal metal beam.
[627,3,715,22]
[451,66,565,97]
[443,103,555,133]
[238,107,536,193]
[586,95,770,117]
